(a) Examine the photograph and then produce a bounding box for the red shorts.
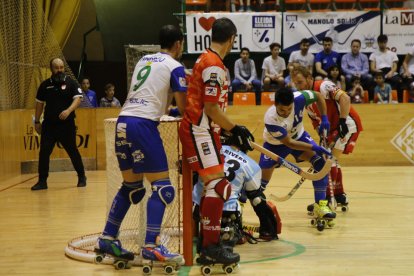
[328,130,360,154]
[179,121,224,176]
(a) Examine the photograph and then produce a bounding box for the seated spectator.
[232,47,261,102]
[325,65,346,90]
[402,45,414,92]
[262,42,286,91]
[80,77,98,107]
[100,83,121,107]
[315,36,342,81]
[373,72,393,104]
[285,61,300,91]
[369,34,403,102]
[288,38,314,76]
[341,39,373,99]
[347,76,365,104]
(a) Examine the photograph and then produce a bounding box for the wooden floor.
[1,167,414,275]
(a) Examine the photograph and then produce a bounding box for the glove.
[338,118,349,138]
[312,144,332,156]
[230,125,255,152]
[319,115,330,137]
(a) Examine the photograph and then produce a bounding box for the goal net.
[104,117,183,255]
[0,1,92,110]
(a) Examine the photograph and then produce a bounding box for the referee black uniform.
[31,71,87,190]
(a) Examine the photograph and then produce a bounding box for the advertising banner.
[383,9,414,54]
[186,13,282,53]
[283,11,381,53]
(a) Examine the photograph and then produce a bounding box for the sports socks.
[144,179,170,245]
[103,181,142,237]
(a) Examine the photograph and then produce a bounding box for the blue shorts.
[115,116,168,173]
[259,131,317,169]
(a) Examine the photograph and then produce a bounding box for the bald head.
[49,58,65,75]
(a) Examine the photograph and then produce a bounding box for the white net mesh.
[104,118,183,254]
[0,1,89,110]
[124,45,161,92]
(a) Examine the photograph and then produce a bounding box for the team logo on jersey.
[209,73,218,86]
[201,142,211,155]
[132,150,144,162]
[272,131,283,137]
[187,156,198,163]
[116,152,127,160]
[201,216,211,225]
[179,77,187,87]
[205,87,217,96]
[252,16,275,49]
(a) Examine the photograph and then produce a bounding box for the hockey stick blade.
[269,168,313,202]
[251,142,332,181]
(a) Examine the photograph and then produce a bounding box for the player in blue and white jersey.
[259,88,336,220]
[193,141,280,246]
[95,25,187,265]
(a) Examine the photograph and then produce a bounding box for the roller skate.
[307,203,315,216]
[335,193,349,212]
[198,244,240,275]
[94,236,134,269]
[310,200,336,232]
[141,244,183,275]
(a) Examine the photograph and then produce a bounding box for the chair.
[391,90,398,102]
[359,0,380,10]
[333,0,358,10]
[261,92,275,105]
[284,0,309,11]
[402,90,409,103]
[309,0,335,11]
[186,0,209,12]
[233,92,256,105]
[363,90,370,103]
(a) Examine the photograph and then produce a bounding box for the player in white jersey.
[94,25,187,268]
[193,141,280,248]
[259,88,336,220]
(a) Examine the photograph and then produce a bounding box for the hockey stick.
[269,167,313,202]
[250,142,332,181]
[269,134,339,202]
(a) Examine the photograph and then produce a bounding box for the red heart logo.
[199,17,216,32]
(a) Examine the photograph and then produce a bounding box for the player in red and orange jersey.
[179,18,254,267]
[291,66,363,210]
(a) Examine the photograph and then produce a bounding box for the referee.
[31,58,87,190]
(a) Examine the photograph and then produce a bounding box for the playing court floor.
[1,167,413,275]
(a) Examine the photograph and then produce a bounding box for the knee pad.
[206,178,231,201]
[152,179,175,205]
[120,181,146,204]
[310,155,325,172]
[245,189,265,207]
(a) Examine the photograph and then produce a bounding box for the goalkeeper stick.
[250,142,332,181]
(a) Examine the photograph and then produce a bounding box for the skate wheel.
[321,220,327,226]
[114,260,126,270]
[143,265,152,275]
[164,265,174,274]
[310,219,316,226]
[317,223,324,232]
[195,257,201,264]
[94,255,104,263]
[201,265,212,276]
[341,205,348,212]
[224,265,234,274]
